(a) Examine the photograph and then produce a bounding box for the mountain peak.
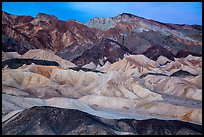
[2,11,17,19]
[119,13,136,17]
[36,13,58,21]
[113,13,145,21]
[34,13,58,24]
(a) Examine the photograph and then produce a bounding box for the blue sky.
[2,2,202,25]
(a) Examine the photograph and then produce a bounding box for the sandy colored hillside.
[2,53,202,125]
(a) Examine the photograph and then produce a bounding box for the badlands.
[2,12,202,135]
[2,49,202,135]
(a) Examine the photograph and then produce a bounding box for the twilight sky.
[2,2,202,25]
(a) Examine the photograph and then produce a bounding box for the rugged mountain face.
[2,11,97,54]
[60,13,202,65]
[87,13,202,52]
[2,106,202,135]
[2,11,202,66]
[72,38,133,66]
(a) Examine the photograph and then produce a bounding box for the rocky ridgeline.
[2,12,202,66]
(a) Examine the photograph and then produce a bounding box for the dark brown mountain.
[2,106,202,135]
[72,38,133,66]
[2,11,202,66]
